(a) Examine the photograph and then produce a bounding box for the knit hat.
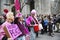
[16,13,22,18]
[31,9,37,14]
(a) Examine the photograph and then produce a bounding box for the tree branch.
[20,3,26,12]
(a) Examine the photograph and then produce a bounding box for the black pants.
[2,35,7,40]
[35,32,38,37]
[41,29,44,34]
[28,27,31,32]
[27,26,33,32]
[44,25,47,33]
[49,26,53,35]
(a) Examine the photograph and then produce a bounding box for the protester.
[52,15,56,31]
[1,11,14,40]
[48,17,54,37]
[41,15,45,34]
[14,12,30,40]
[0,9,59,40]
[26,9,39,40]
[38,16,44,34]
[43,16,49,33]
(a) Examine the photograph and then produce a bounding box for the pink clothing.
[26,19,31,26]
[26,16,36,26]
[2,21,11,28]
[0,21,11,40]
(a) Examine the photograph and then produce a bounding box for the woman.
[1,11,14,40]
[48,17,53,37]
[43,16,49,33]
[26,9,39,40]
[14,13,29,40]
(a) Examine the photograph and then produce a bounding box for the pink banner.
[14,0,20,11]
[6,24,22,39]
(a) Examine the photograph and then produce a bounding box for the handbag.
[39,24,43,30]
[34,24,39,32]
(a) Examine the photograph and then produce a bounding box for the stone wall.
[1,0,11,14]
[20,0,30,16]
[0,0,52,15]
[35,0,51,15]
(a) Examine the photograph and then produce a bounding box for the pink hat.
[31,9,37,14]
[16,13,22,17]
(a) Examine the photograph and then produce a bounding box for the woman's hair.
[14,17,20,24]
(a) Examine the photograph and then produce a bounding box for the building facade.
[0,0,52,15]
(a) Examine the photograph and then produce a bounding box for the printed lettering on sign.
[6,24,22,39]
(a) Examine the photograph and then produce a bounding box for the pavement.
[35,33,60,40]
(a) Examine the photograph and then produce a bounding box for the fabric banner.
[14,0,20,11]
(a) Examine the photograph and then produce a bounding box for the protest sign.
[4,24,22,39]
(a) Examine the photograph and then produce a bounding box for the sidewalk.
[35,33,60,40]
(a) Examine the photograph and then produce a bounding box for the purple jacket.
[26,16,35,26]
[17,22,29,36]
[26,16,38,26]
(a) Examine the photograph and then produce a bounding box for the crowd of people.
[0,9,60,40]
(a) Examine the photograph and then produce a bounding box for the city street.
[36,33,60,40]
[0,0,60,40]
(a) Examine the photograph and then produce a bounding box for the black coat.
[48,22,53,33]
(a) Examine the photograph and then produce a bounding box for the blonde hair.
[6,11,14,19]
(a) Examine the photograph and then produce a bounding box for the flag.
[14,0,20,11]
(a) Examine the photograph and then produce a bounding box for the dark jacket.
[48,21,53,33]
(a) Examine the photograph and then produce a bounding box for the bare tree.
[20,0,30,12]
